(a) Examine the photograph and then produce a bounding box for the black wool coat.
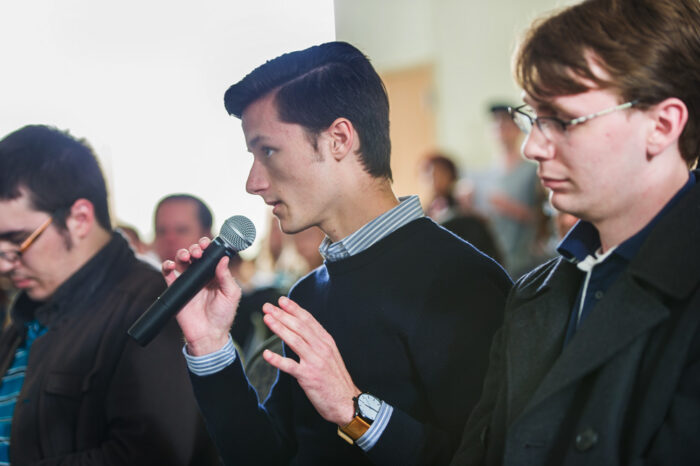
[451,172,700,466]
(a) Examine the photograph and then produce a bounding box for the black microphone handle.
[128,238,234,346]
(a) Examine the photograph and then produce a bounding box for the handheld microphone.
[128,215,256,346]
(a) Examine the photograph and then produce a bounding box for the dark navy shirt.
[558,172,696,347]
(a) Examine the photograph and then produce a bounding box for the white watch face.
[358,393,381,421]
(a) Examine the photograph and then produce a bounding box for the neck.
[322,178,399,243]
[596,165,689,252]
[69,227,113,272]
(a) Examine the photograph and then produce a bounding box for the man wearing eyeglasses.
[451,0,700,465]
[0,125,216,465]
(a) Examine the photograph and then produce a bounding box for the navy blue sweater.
[192,218,512,465]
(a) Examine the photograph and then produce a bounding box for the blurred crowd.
[419,103,578,281]
[0,104,577,350]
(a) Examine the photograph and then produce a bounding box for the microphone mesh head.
[220,215,256,251]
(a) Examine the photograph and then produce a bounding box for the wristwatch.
[337,392,382,444]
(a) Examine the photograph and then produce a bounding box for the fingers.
[276,297,334,344]
[214,255,242,301]
[262,349,299,377]
[161,260,179,286]
[263,305,312,357]
[166,237,214,276]
[262,302,359,426]
[262,299,338,368]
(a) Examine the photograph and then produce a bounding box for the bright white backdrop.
[0,1,335,253]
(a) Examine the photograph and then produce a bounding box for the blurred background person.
[116,222,161,269]
[419,152,503,263]
[478,103,547,278]
[250,213,325,293]
[116,223,150,256]
[153,194,213,262]
[420,152,461,222]
[554,211,579,240]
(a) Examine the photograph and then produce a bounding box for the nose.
[521,126,554,163]
[245,158,270,195]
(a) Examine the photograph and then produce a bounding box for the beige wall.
[334,0,577,181]
[381,64,437,199]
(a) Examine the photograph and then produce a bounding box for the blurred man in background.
[153,193,213,262]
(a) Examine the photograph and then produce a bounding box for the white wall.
[335,0,576,170]
[334,0,435,71]
[0,0,336,252]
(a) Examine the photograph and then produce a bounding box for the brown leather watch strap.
[337,416,371,444]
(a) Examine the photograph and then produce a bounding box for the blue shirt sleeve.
[356,402,393,451]
[182,334,237,376]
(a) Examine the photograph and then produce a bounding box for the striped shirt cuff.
[182,334,237,376]
[355,402,393,451]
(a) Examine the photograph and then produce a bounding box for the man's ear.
[646,97,688,158]
[326,118,357,161]
[65,198,96,240]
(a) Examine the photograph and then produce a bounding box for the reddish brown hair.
[515,0,700,165]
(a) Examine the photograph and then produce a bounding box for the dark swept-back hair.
[515,0,700,165]
[0,125,111,230]
[224,41,392,180]
[154,194,213,232]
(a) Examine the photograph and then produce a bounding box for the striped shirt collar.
[319,195,424,262]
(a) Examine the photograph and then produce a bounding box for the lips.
[12,276,33,289]
[265,199,283,215]
[540,175,569,190]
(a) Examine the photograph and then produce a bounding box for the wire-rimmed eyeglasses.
[0,217,53,264]
[508,100,638,141]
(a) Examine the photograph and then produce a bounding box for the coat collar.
[505,258,581,421]
[11,233,135,329]
[628,173,700,299]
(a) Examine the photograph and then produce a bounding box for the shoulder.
[108,256,167,325]
[416,218,512,288]
[288,265,328,301]
[119,258,166,298]
[514,256,561,288]
[505,256,566,310]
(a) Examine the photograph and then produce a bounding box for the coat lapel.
[505,259,581,422]
[520,273,669,416]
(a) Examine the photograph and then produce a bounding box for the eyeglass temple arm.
[568,100,638,126]
[18,217,53,253]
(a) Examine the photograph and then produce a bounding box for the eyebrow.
[0,230,29,243]
[523,96,572,118]
[246,135,268,152]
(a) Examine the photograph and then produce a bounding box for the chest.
[291,270,430,401]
